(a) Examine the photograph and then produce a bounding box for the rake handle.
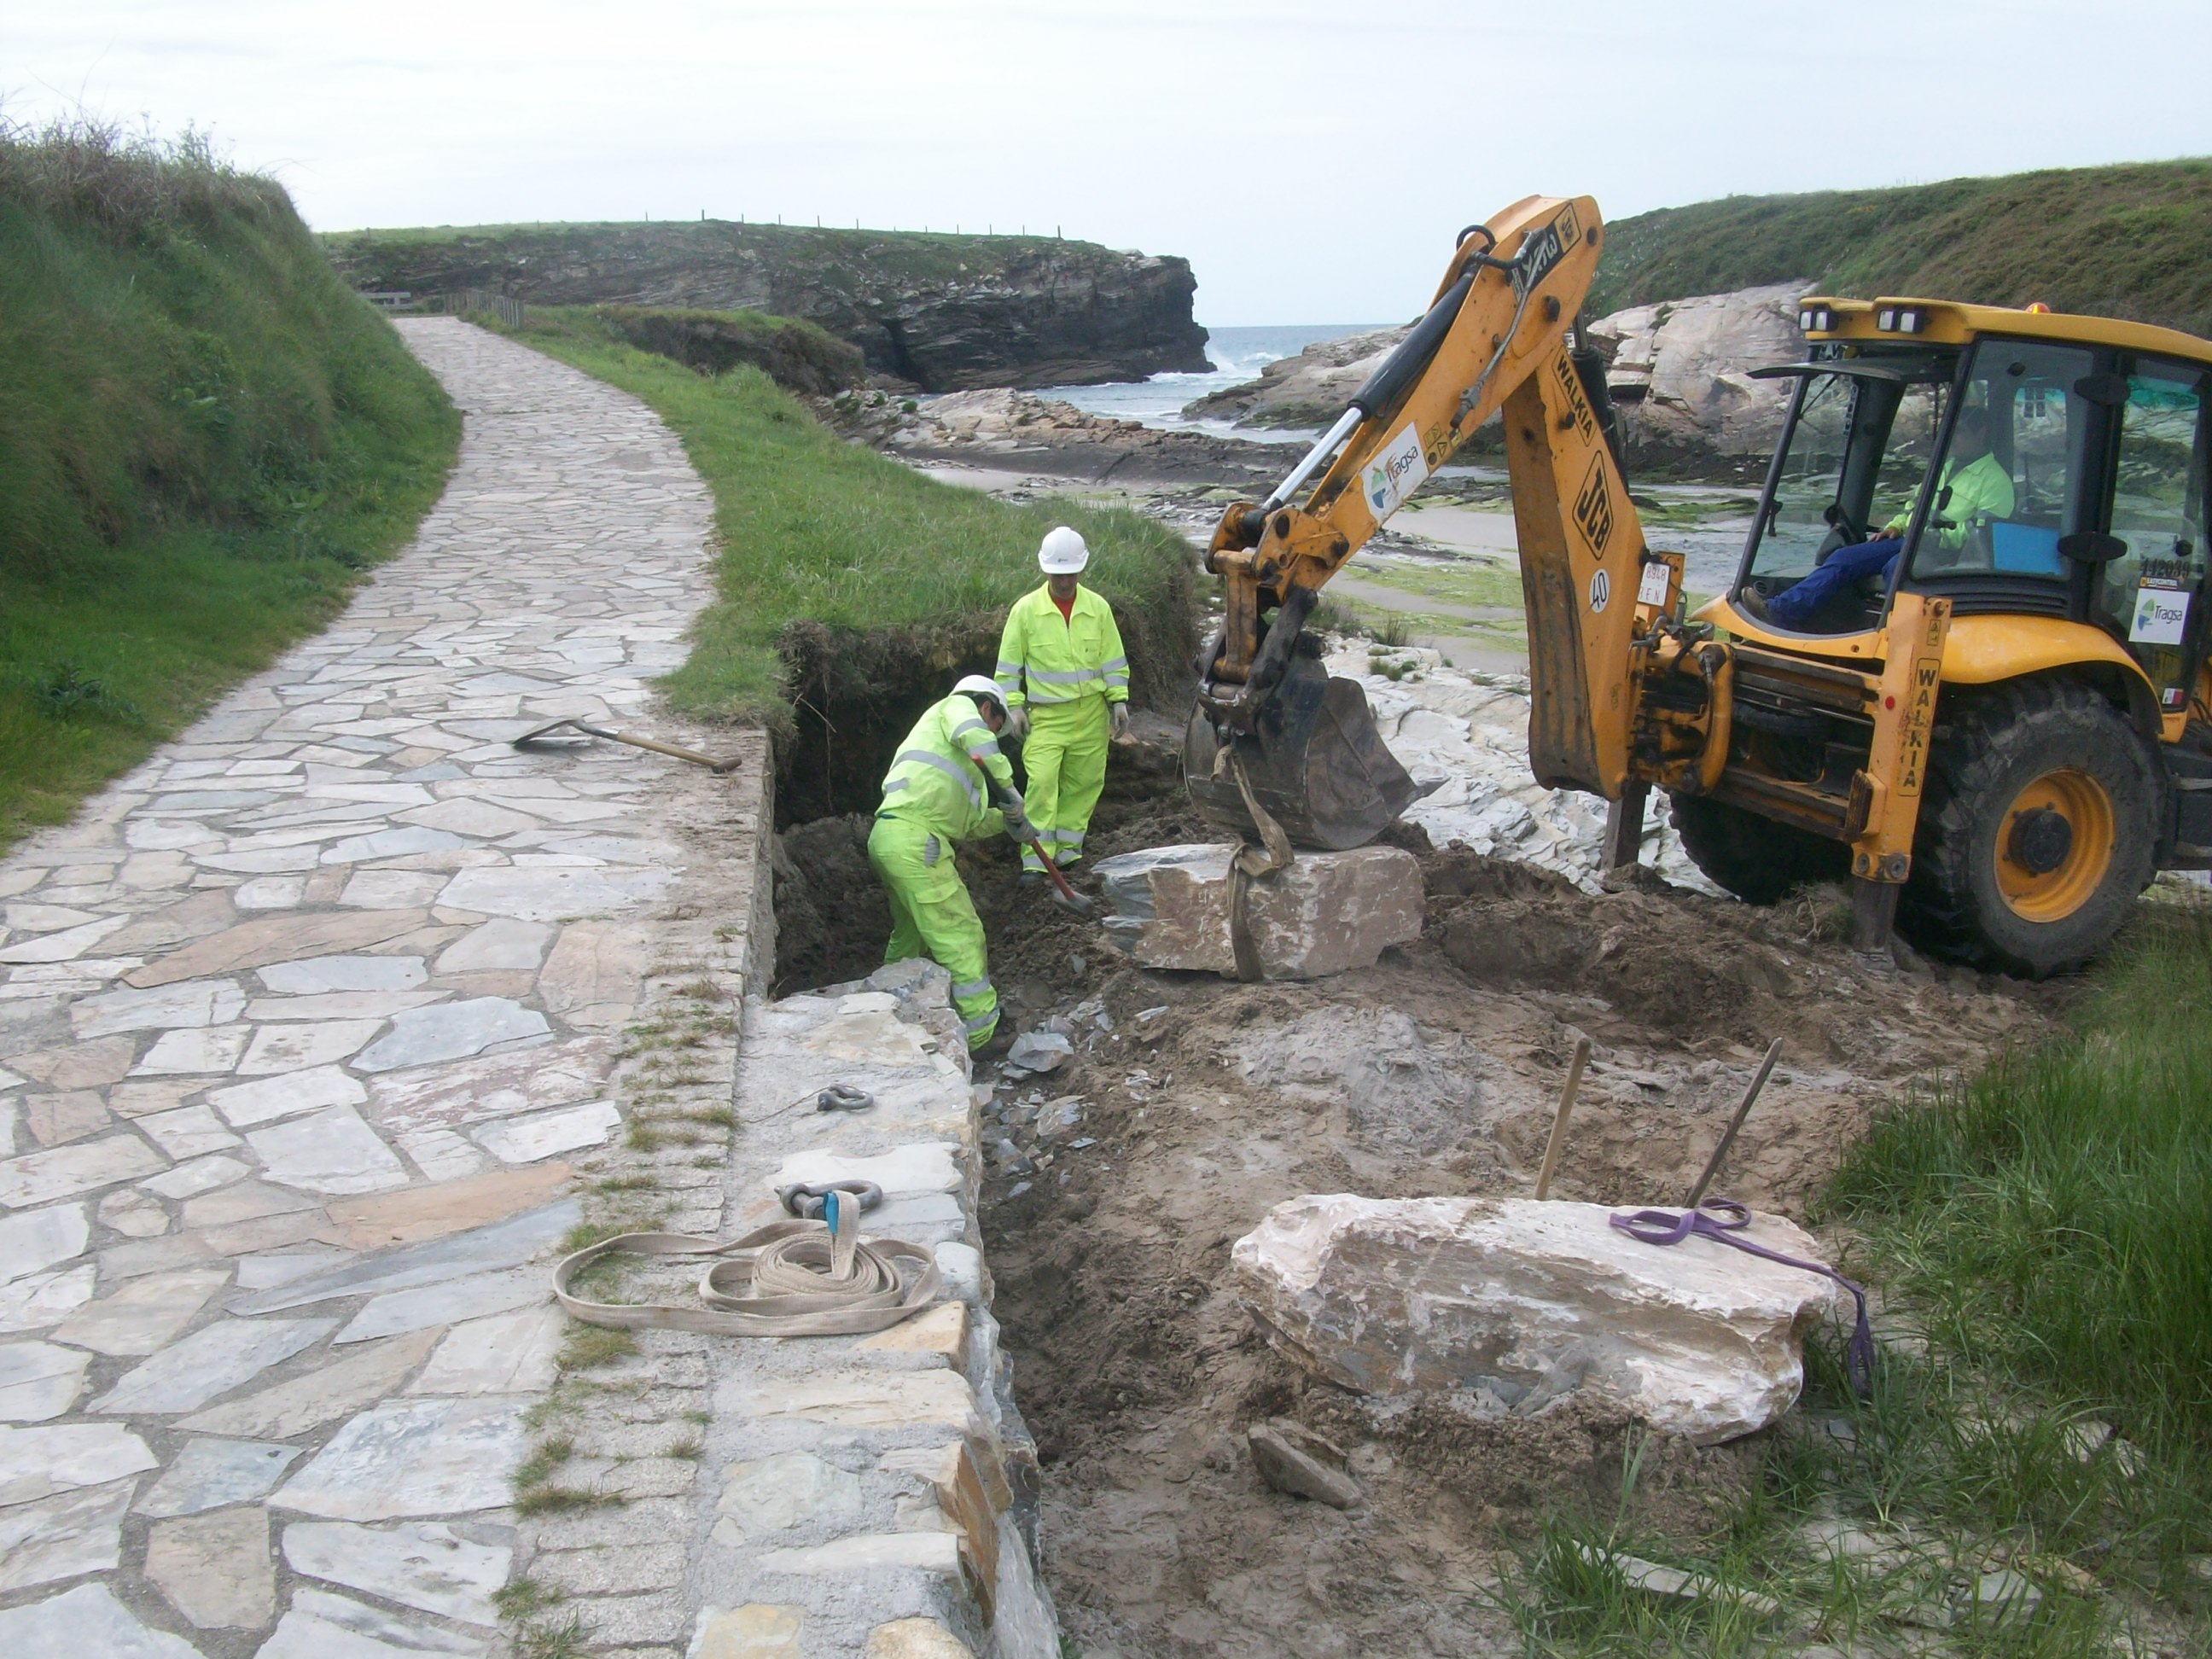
[561,721,740,773]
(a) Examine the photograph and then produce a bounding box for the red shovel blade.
[1028,841,1096,917]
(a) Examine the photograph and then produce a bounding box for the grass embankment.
[1507,904,2212,1657]
[1590,160,2212,334]
[495,307,1198,812]
[0,121,457,847]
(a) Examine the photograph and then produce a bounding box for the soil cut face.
[771,734,2064,1656]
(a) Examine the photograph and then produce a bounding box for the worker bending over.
[868,674,1033,1053]
[994,527,1130,882]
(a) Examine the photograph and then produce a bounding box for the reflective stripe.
[1059,829,1086,846]
[882,777,909,793]
[893,747,981,806]
[994,660,1022,677]
[950,718,991,739]
[962,1008,998,1034]
[923,835,940,867]
[967,738,1002,759]
[1026,665,1102,684]
[1101,655,1128,671]
[952,975,992,999]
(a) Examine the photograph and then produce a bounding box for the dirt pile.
[959,806,2058,1657]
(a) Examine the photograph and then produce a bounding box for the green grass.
[0,118,457,848]
[1590,160,2212,335]
[494,309,1198,731]
[1500,902,2212,1656]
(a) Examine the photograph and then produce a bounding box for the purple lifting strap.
[1610,1199,1876,1399]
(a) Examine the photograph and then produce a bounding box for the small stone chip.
[1248,1422,1361,1509]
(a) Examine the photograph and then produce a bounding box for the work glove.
[1002,704,1028,741]
[999,792,1035,845]
[1110,704,1131,742]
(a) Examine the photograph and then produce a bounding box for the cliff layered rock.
[1589,281,1810,468]
[323,222,1208,393]
[1181,326,1409,428]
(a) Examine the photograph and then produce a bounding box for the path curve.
[0,318,735,1649]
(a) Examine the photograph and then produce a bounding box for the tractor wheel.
[1668,793,1849,904]
[1902,678,2158,976]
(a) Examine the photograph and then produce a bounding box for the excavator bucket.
[1183,655,1424,850]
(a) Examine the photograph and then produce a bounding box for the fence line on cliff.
[411,288,526,328]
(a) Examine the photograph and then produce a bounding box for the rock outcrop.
[1091,844,1423,980]
[1588,282,1810,468]
[1233,1194,1842,1443]
[324,222,1209,393]
[890,389,1284,488]
[1181,327,1408,428]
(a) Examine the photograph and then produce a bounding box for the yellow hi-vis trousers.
[866,813,998,1050]
[1018,698,1109,874]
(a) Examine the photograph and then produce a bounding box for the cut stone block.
[0,1479,137,1593]
[281,1518,509,1625]
[1092,843,1423,980]
[134,1435,301,1515]
[146,1506,275,1628]
[0,1582,205,1657]
[0,1341,90,1421]
[1232,1195,1843,1443]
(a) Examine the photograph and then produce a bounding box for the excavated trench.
[768,668,2063,1658]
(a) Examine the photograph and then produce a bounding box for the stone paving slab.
[0,318,771,1655]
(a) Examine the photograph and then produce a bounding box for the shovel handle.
[1029,841,1094,914]
[566,721,740,773]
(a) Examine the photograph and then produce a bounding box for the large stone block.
[1232,1195,1842,1443]
[1091,844,1422,980]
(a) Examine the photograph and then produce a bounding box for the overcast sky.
[9,0,2209,327]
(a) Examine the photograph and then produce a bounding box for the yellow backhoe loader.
[1186,195,2212,975]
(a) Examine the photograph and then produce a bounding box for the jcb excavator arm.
[1190,196,1722,846]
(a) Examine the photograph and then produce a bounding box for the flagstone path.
[0,318,767,1654]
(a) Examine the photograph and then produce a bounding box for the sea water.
[1033,323,1382,443]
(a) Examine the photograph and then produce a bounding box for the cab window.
[1906,341,2093,579]
[2095,360,2208,710]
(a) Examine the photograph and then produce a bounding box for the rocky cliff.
[1179,326,1407,428]
[323,221,1209,393]
[1588,282,1809,469]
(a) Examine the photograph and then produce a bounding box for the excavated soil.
[772,741,2067,1658]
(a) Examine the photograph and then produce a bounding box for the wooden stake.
[1684,1038,1784,1208]
[1534,1038,1590,1201]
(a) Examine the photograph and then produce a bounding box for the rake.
[511,717,742,773]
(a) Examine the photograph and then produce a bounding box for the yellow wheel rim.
[1994,769,2113,923]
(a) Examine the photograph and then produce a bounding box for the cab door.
[2093,358,2210,718]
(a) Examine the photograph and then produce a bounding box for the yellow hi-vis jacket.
[876,692,1015,842]
[994,584,1130,710]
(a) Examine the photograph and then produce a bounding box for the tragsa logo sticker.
[1364,424,1429,520]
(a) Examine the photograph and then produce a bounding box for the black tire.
[1668,793,1850,904]
[1901,678,2158,977]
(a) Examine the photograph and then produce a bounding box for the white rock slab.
[366,1037,608,1132]
[0,1421,158,1505]
[209,1064,369,1128]
[340,870,447,909]
[406,1306,563,1395]
[248,1106,410,1196]
[272,1396,529,1520]
[0,1581,206,1657]
[133,1025,252,1075]
[72,979,247,1038]
[0,1340,90,1420]
[335,1269,543,1345]
[1233,1195,1843,1443]
[92,1316,335,1413]
[435,864,671,923]
[434,919,551,973]
[134,1435,302,1516]
[321,827,470,864]
[259,1589,486,1657]
[353,998,551,1073]
[0,1264,97,1333]
[468,1100,620,1164]
[236,875,308,910]
[0,1134,165,1208]
[282,1519,510,1625]
[0,1202,89,1282]
[53,1269,229,1354]
[772,1142,963,1199]
[259,955,429,994]
[0,1478,137,1592]
[136,1105,242,1160]
[142,1155,250,1201]
[0,915,129,963]
[238,1020,383,1075]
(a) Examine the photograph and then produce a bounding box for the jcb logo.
[1573,456,1613,553]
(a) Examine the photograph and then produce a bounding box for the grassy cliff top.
[1590,159,2212,336]
[320,219,1162,284]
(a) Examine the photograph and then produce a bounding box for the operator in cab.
[1742,405,2015,632]
[867,675,1033,1056]
[993,527,1132,884]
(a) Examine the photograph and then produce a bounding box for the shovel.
[1024,840,1097,917]
[511,717,742,773]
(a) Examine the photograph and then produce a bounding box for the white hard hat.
[952,673,1006,713]
[1038,526,1089,574]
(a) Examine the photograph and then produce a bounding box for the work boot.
[1019,870,1043,889]
[1735,588,1777,627]
[970,1022,1016,1062]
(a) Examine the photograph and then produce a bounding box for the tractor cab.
[1715,299,2212,729]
